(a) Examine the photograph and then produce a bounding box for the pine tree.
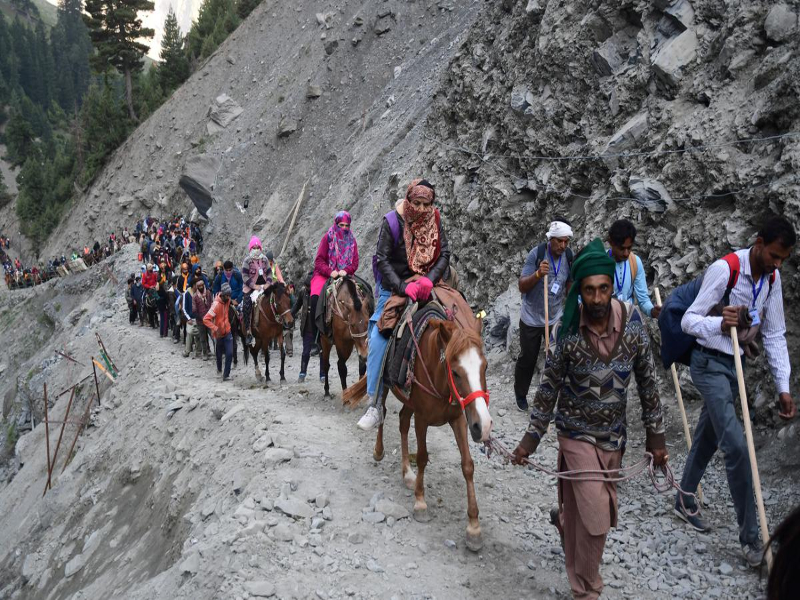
[159,7,189,93]
[83,0,155,122]
[236,0,261,20]
[53,0,93,111]
[0,170,11,208]
[186,0,239,62]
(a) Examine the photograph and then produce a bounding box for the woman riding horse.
[310,211,360,381]
[241,236,283,347]
[357,179,450,430]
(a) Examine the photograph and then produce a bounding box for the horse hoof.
[466,529,483,552]
[373,449,384,462]
[413,507,431,523]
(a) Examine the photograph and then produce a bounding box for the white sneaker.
[357,406,381,431]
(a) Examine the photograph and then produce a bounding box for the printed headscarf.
[559,238,616,339]
[326,210,357,272]
[402,179,440,275]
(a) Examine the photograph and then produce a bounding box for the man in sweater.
[606,219,660,318]
[675,216,796,567]
[192,280,213,360]
[514,219,574,412]
[512,239,667,600]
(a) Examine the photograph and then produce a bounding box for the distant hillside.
[0,0,57,28]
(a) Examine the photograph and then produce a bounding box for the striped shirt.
[681,248,790,394]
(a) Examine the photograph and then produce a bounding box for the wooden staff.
[730,326,773,569]
[654,287,703,504]
[543,274,549,352]
[279,180,308,258]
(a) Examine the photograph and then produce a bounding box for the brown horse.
[343,316,492,552]
[320,278,371,397]
[247,283,294,382]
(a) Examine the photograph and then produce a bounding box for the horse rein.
[330,278,368,339]
[259,291,292,327]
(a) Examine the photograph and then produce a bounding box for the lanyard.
[547,244,562,279]
[608,250,626,294]
[751,275,765,308]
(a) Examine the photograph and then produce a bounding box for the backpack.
[657,253,775,369]
[371,209,440,292]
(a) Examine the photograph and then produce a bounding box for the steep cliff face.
[422,0,799,400]
[44,0,484,284]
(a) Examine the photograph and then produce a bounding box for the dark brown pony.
[247,283,294,382]
[320,278,371,397]
[343,316,492,552]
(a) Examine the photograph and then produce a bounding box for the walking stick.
[543,274,549,352]
[654,287,703,504]
[730,326,773,570]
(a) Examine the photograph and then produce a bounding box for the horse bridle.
[330,278,368,339]
[260,291,292,327]
[405,312,490,411]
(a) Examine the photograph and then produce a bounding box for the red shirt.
[142,271,158,289]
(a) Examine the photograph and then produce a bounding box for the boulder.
[179,154,220,218]
[306,84,323,99]
[375,16,392,35]
[278,118,298,138]
[275,495,314,519]
[525,0,542,15]
[764,4,798,43]
[510,84,533,113]
[604,112,649,156]
[374,499,410,520]
[628,177,674,213]
[652,29,698,87]
[208,94,243,129]
[245,581,276,597]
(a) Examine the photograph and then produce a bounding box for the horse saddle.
[382,301,448,395]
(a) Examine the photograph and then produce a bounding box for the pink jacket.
[311,234,359,296]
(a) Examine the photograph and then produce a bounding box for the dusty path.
[3,276,796,599]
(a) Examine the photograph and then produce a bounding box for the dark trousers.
[216,333,233,377]
[677,347,758,545]
[514,320,546,400]
[300,329,322,376]
[197,322,211,355]
[129,304,137,324]
[159,307,169,336]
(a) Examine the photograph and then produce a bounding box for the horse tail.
[342,278,362,312]
[342,375,367,407]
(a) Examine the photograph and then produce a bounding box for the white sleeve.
[681,260,730,338]
[760,273,791,394]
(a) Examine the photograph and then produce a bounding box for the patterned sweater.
[521,301,665,453]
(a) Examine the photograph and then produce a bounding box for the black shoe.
[550,507,564,550]
[674,503,711,532]
[515,396,529,412]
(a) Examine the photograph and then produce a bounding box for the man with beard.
[512,238,667,600]
[674,216,796,568]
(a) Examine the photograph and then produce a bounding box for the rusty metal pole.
[61,393,96,475]
[92,358,101,406]
[43,386,75,497]
[43,384,51,488]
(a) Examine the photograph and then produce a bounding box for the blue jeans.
[216,332,233,378]
[366,284,393,402]
[677,347,758,545]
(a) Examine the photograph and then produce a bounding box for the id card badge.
[748,308,760,327]
[550,281,560,295]
[258,268,264,276]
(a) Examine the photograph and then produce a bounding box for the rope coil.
[482,435,699,515]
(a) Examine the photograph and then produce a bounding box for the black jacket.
[291,285,313,336]
[376,210,450,295]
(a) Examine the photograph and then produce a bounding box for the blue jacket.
[188,264,210,289]
[213,269,244,303]
[180,290,195,320]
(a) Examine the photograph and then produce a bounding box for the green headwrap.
[559,238,616,339]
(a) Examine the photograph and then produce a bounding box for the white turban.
[545,221,573,240]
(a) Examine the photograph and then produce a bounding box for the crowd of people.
[2,229,131,290]
[118,183,796,600]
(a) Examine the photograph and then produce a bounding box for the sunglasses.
[338,223,350,229]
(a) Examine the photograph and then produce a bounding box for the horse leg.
[337,357,348,391]
[373,387,390,462]
[399,405,415,488]
[451,415,482,552]
[358,354,366,379]
[412,417,431,522]
[252,346,262,380]
[279,333,286,382]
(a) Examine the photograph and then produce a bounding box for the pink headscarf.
[326,211,356,271]
[248,236,262,251]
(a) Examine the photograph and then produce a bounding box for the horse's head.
[430,319,493,443]
[336,278,369,355]
[268,282,294,328]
